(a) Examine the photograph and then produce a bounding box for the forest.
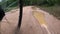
[0,0,60,19]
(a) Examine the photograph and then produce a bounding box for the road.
[0,6,60,34]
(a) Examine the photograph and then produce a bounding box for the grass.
[5,6,18,12]
[38,5,60,20]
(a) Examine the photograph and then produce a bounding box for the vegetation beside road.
[0,0,60,19]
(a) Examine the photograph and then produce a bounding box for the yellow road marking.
[32,11,51,34]
[32,11,46,25]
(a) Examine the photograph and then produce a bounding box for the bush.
[23,0,60,6]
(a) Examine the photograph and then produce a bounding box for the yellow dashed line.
[32,7,51,34]
[32,11,51,34]
[32,11,46,25]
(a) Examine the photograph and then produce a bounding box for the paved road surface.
[0,6,60,34]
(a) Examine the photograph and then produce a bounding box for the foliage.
[0,0,18,12]
[23,0,60,6]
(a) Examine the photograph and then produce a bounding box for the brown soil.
[0,6,60,34]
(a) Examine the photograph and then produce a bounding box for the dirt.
[0,6,60,34]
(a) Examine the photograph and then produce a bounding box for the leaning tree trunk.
[18,0,23,29]
[15,0,23,34]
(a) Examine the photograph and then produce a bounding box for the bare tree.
[18,0,23,28]
[15,0,23,34]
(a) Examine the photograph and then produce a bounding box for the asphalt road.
[0,6,60,34]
